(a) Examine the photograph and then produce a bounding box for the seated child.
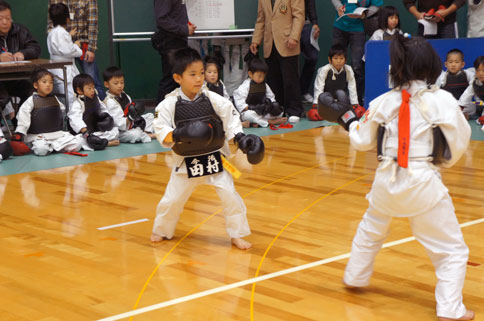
[460,56,484,126]
[9,69,84,156]
[151,47,265,250]
[204,55,230,99]
[47,3,82,107]
[436,48,475,100]
[0,127,13,162]
[369,5,403,41]
[68,73,120,150]
[233,57,286,127]
[103,66,154,144]
[313,44,364,117]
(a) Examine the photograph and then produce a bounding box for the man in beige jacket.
[250,0,305,122]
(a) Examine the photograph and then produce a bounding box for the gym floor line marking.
[128,156,348,320]
[97,219,150,230]
[96,216,484,321]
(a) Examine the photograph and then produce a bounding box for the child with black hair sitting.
[233,56,286,127]
[10,69,84,156]
[68,73,119,150]
[436,49,475,101]
[103,66,154,144]
[204,55,230,99]
[460,56,484,126]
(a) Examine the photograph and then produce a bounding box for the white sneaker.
[288,116,300,123]
[302,93,313,103]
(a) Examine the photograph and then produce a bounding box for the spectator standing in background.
[467,0,484,38]
[300,0,320,104]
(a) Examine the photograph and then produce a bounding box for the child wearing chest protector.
[319,35,474,321]
[151,48,265,250]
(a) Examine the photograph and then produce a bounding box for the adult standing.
[250,0,305,123]
[467,0,484,38]
[153,0,196,104]
[300,0,320,103]
[403,0,465,39]
[0,0,41,121]
[331,0,382,106]
[47,0,105,100]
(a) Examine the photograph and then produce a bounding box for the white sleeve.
[153,98,176,149]
[313,66,329,105]
[105,97,127,130]
[464,68,475,82]
[15,96,34,135]
[346,66,359,105]
[220,81,230,99]
[369,29,383,41]
[67,99,87,133]
[50,29,82,58]
[209,91,243,141]
[435,71,446,87]
[458,85,476,114]
[233,80,250,113]
[266,84,276,102]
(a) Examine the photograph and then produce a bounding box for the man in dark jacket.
[153,0,196,104]
[0,0,41,122]
[403,0,465,38]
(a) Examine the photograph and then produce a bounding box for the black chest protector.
[28,95,63,134]
[114,92,131,111]
[473,80,484,101]
[246,81,266,105]
[172,94,225,156]
[324,69,348,97]
[383,31,394,40]
[442,72,469,100]
[82,95,102,132]
[207,81,224,97]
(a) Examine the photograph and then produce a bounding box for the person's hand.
[414,11,425,20]
[312,25,320,39]
[84,50,95,63]
[69,27,77,37]
[286,38,298,49]
[188,23,197,35]
[0,52,13,62]
[337,5,345,17]
[74,40,81,47]
[249,43,258,55]
[13,52,24,61]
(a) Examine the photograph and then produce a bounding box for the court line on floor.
[97,219,150,230]
[127,156,349,320]
[97,217,484,321]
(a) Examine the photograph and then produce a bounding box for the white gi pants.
[152,169,251,239]
[240,110,284,128]
[27,132,83,156]
[118,114,154,144]
[344,195,468,319]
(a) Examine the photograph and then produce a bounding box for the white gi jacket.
[349,81,470,217]
[104,91,132,131]
[232,78,276,113]
[47,26,82,105]
[204,80,230,100]
[458,79,484,116]
[313,64,359,105]
[435,68,475,88]
[368,28,403,41]
[154,87,243,173]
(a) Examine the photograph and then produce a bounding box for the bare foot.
[108,140,120,147]
[438,310,475,321]
[231,238,252,250]
[241,120,250,128]
[150,233,164,243]
[147,133,156,138]
[268,117,288,125]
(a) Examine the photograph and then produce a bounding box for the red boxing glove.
[352,105,366,118]
[10,133,31,156]
[308,108,323,121]
[477,115,484,125]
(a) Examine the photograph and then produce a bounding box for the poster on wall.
[186,0,235,30]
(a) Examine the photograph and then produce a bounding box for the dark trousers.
[332,27,366,105]
[300,23,319,96]
[156,37,188,104]
[418,22,457,39]
[266,43,303,117]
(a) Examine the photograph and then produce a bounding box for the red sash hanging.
[397,90,411,168]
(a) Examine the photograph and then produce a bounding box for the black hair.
[171,47,203,76]
[203,55,222,81]
[49,3,69,27]
[31,68,53,84]
[389,35,442,89]
[248,57,268,74]
[328,44,346,59]
[473,56,484,70]
[72,73,95,95]
[378,6,400,30]
[0,1,11,12]
[103,66,124,82]
[446,48,464,61]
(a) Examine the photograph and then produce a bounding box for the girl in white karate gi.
[341,35,474,321]
[47,3,82,108]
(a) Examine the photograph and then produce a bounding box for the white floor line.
[96,217,484,321]
[97,218,150,230]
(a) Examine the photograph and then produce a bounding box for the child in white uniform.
[204,55,230,99]
[11,69,84,156]
[459,56,484,126]
[435,49,475,101]
[47,3,82,107]
[318,35,474,321]
[103,66,154,144]
[151,48,265,250]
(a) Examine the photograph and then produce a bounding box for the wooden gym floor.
[1,124,483,320]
